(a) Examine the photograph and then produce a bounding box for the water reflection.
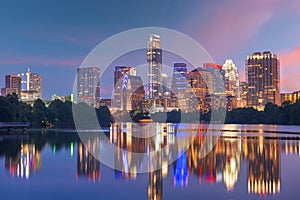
[244,137,280,196]
[77,142,100,182]
[5,143,42,179]
[0,124,300,200]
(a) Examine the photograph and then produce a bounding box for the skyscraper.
[203,63,225,95]
[246,51,280,110]
[25,69,42,99]
[187,68,213,112]
[77,67,100,107]
[1,74,22,97]
[147,34,162,99]
[114,66,134,109]
[222,59,240,98]
[172,62,188,111]
[113,66,145,111]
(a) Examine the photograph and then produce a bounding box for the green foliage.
[225,101,300,125]
[0,95,113,129]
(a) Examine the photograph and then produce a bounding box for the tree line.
[0,93,299,127]
[0,93,113,129]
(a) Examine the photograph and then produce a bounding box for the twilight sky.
[0,0,300,98]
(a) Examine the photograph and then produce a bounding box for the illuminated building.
[281,90,300,104]
[21,90,40,105]
[147,34,162,99]
[226,95,237,111]
[172,62,188,111]
[76,67,100,107]
[239,81,248,108]
[113,66,133,109]
[187,67,213,112]
[51,94,73,102]
[1,74,22,97]
[203,63,225,95]
[25,68,42,99]
[113,66,145,111]
[246,51,280,110]
[222,59,240,99]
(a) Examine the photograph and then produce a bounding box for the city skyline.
[0,1,300,98]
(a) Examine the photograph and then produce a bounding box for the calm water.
[1,123,300,200]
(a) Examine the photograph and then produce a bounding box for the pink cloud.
[279,47,300,92]
[196,0,278,59]
[0,56,82,67]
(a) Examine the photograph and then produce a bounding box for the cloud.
[279,46,300,92]
[0,56,82,67]
[196,0,278,59]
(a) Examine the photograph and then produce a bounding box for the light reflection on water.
[0,123,300,200]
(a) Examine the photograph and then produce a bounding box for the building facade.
[186,68,213,112]
[172,62,188,111]
[147,34,162,99]
[281,90,300,104]
[1,74,22,97]
[113,66,145,111]
[26,69,42,99]
[77,67,100,107]
[246,51,280,110]
[222,60,240,98]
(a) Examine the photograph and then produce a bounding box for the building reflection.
[4,123,300,198]
[283,139,300,156]
[77,141,100,182]
[108,123,286,198]
[243,137,281,195]
[5,143,42,179]
[187,135,241,189]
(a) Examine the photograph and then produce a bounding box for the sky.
[0,0,300,98]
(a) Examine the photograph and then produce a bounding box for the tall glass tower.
[147,34,162,99]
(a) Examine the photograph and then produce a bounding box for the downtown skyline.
[0,0,300,98]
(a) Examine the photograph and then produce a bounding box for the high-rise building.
[172,63,187,97]
[172,62,188,111]
[246,51,280,110]
[77,67,100,107]
[239,81,248,108]
[113,66,145,111]
[26,69,42,99]
[187,67,213,112]
[1,74,22,97]
[203,63,225,95]
[114,66,135,109]
[222,59,240,98]
[147,34,162,99]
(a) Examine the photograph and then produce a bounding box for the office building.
[147,34,162,99]
[77,67,100,107]
[1,74,22,97]
[203,63,225,95]
[246,51,280,110]
[172,62,188,111]
[25,69,42,99]
[222,59,240,98]
[187,67,213,112]
[281,90,300,104]
[113,66,145,111]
